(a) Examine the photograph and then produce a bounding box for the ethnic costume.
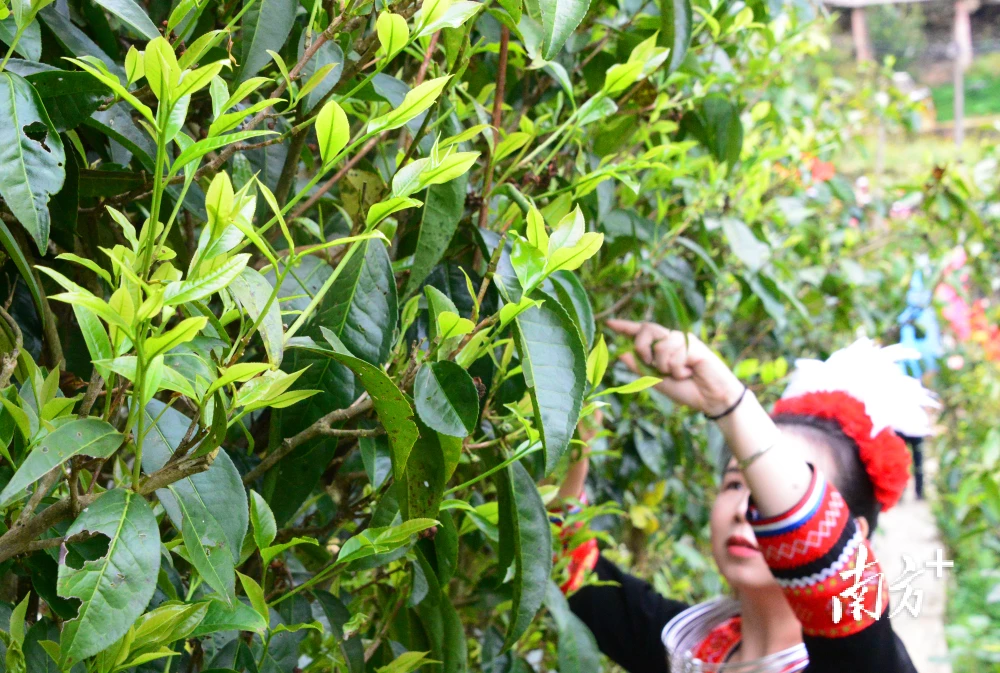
[562,339,936,673]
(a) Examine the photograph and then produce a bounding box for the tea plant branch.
[469,229,507,324]
[274,110,311,206]
[15,469,62,530]
[77,369,105,418]
[593,279,657,320]
[444,442,542,496]
[365,594,407,661]
[288,132,386,221]
[69,462,82,516]
[0,305,21,389]
[22,530,95,555]
[478,24,509,230]
[241,395,374,485]
[0,451,217,563]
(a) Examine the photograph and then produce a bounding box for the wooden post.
[852,7,874,63]
[953,0,973,147]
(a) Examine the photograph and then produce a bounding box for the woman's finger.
[653,337,675,376]
[605,318,644,336]
[667,345,694,379]
[634,325,656,366]
[619,351,641,375]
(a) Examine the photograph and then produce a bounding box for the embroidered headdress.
[771,338,938,512]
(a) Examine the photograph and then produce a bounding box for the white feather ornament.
[780,338,939,438]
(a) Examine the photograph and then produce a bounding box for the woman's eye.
[725,481,743,491]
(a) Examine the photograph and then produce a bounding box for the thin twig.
[0,452,217,563]
[364,594,407,661]
[469,228,509,324]
[15,469,61,529]
[477,25,510,230]
[414,31,440,87]
[0,305,21,389]
[288,133,386,221]
[22,530,95,554]
[242,395,374,484]
[68,462,82,517]
[77,369,104,418]
[594,280,656,321]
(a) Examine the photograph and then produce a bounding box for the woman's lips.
[726,535,761,558]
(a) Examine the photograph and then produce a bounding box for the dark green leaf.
[298,31,344,111]
[26,72,111,133]
[265,254,332,315]
[496,460,552,650]
[189,599,267,637]
[402,422,447,521]
[512,296,586,474]
[418,509,458,586]
[360,433,392,489]
[142,401,248,604]
[538,0,592,60]
[411,548,468,673]
[240,0,297,80]
[91,0,159,40]
[544,581,601,672]
[544,271,594,348]
[405,175,468,296]
[314,239,398,365]
[0,72,66,253]
[24,554,80,621]
[681,94,743,166]
[25,619,84,672]
[0,217,46,326]
[48,141,78,251]
[38,7,123,79]
[57,489,160,666]
[314,592,364,673]
[0,17,41,60]
[269,345,356,524]
[658,0,692,72]
[414,361,479,438]
[311,329,419,479]
[85,104,156,167]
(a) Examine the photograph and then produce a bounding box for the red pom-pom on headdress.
[769,338,938,513]
[772,391,911,512]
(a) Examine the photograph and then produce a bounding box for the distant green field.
[931,75,1000,122]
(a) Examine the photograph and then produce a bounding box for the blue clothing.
[897,270,942,378]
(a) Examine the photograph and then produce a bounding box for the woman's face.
[709,430,839,592]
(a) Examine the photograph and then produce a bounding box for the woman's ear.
[856,516,870,539]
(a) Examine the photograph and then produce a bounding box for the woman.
[558,320,935,673]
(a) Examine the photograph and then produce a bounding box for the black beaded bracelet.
[705,384,748,421]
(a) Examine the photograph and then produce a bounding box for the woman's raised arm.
[606,320,813,519]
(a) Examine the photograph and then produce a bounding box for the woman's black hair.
[718,413,881,538]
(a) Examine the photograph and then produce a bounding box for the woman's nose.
[734,491,751,522]
[734,491,759,522]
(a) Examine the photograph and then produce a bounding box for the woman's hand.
[606,319,744,417]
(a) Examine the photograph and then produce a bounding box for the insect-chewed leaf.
[57,489,160,666]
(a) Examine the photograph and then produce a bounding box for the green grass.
[931,76,1000,122]
[837,132,994,183]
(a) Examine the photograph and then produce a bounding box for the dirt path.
[870,457,952,673]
